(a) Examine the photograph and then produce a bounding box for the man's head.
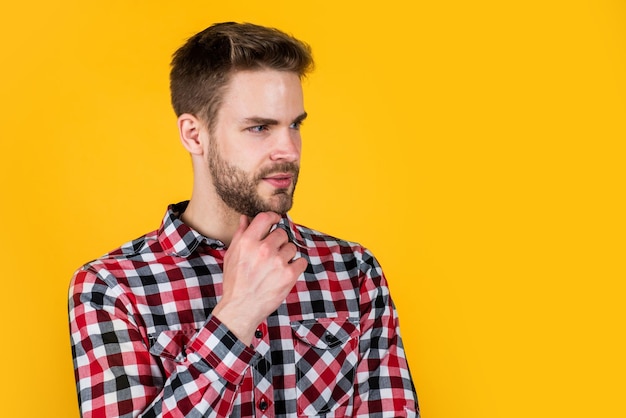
[171,23,314,218]
[170,22,313,131]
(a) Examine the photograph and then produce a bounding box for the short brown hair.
[170,22,314,128]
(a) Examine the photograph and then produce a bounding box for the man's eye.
[247,125,268,133]
[290,121,303,130]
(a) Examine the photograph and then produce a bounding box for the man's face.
[207,69,306,218]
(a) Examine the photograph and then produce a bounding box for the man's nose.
[269,128,301,162]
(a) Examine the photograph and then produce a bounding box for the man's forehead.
[219,69,305,120]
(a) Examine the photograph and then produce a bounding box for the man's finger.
[289,257,308,275]
[243,212,281,240]
[278,241,298,262]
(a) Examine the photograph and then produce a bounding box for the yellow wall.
[1,1,624,417]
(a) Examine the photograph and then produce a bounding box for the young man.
[69,22,419,417]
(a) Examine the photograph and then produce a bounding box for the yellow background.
[1,1,624,417]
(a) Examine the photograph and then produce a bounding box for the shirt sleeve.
[352,249,420,418]
[68,266,256,418]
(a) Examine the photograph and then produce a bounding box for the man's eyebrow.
[293,112,308,124]
[242,112,308,126]
[242,117,279,126]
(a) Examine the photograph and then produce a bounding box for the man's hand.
[211,212,308,345]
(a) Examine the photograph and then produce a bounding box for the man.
[69,22,419,417]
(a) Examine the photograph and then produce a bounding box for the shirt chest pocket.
[291,317,360,416]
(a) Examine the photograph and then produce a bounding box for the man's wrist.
[212,301,259,346]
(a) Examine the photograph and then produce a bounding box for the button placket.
[251,320,273,416]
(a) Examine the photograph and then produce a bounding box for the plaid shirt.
[69,202,419,417]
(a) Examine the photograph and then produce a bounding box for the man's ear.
[178,113,206,155]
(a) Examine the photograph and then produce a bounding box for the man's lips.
[262,173,294,188]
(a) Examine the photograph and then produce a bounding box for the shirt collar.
[275,214,307,249]
[158,201,306,257]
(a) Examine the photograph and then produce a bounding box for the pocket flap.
[291,317,359,349]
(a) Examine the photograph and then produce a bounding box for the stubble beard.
[208,137,299,218]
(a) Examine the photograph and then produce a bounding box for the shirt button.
[259,398,268,411]
[255,329,263,339]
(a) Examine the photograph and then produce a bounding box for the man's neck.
[180,196,241,247]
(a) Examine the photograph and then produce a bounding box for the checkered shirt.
[69,201,419,417]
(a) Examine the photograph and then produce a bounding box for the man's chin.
[264,192,294,215]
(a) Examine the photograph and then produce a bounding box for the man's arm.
[352,249,420,417]
[69,268,255,418]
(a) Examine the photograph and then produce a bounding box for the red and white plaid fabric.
[69,201,419,417]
